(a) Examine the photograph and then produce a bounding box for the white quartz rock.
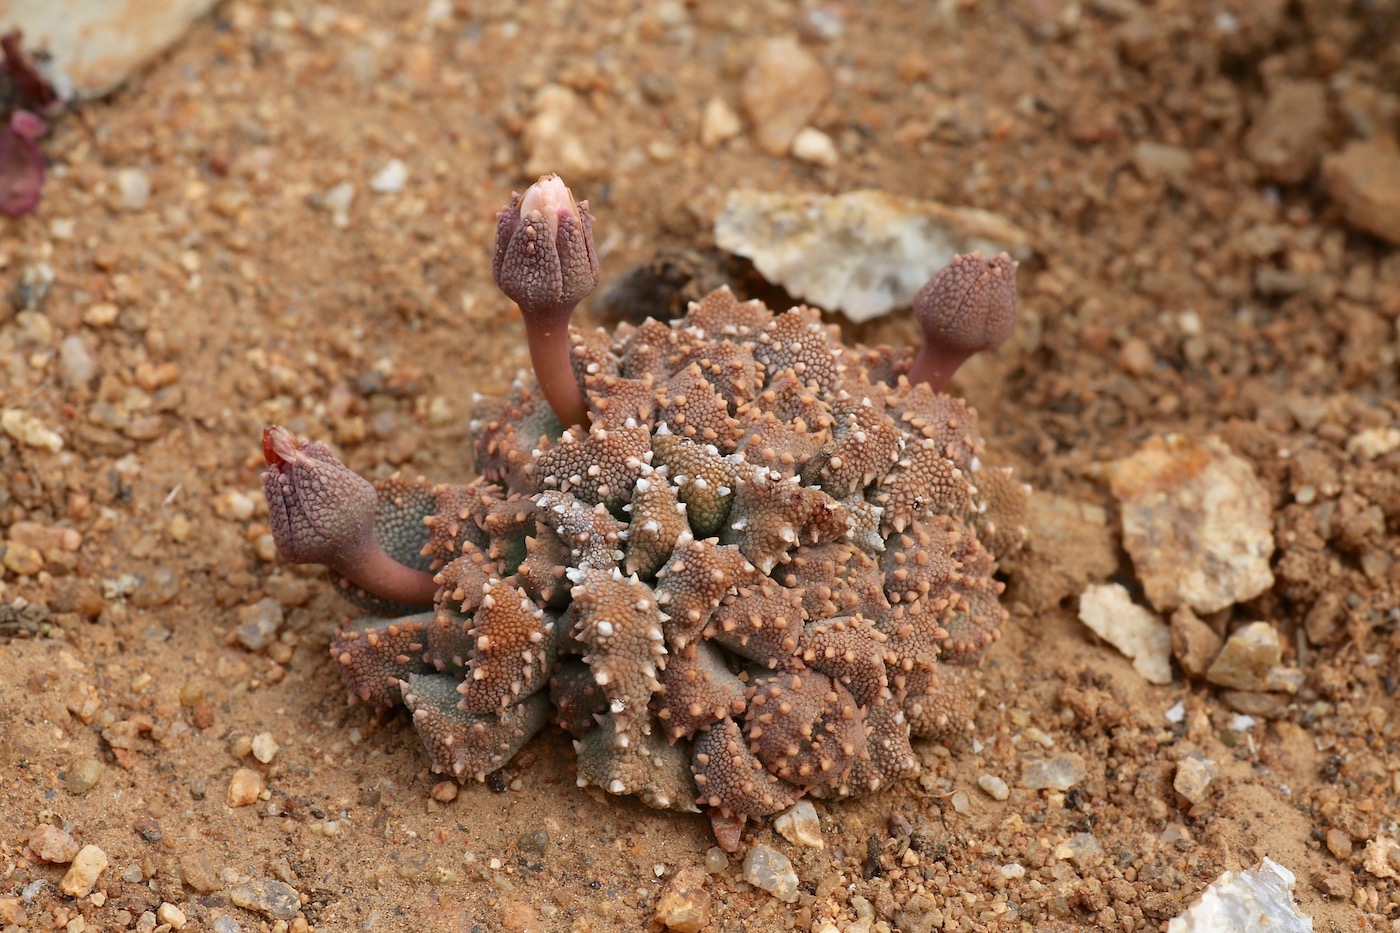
[715,189,1031,323]
[1167,858,1313,933]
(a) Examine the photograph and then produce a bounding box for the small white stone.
[1166,858,1313,932]
[321,181,355,227]
[214,490,256,521]
[741,844,799,903]
[1078,582,1174,685]
[370,159,408,194]
[1174,755,1219,805]
[1,409,64,452]
[60,844,108,897]
[700,98,742,148]
[773,800,823,848]
[58,335,97,388]
[977,774,1010,801]
[251,732,279,764]
[790,127,839,167]
[115,168,151,211]
[1363,837,1400,880]
[156,903,187,929]
[227,768,264,808]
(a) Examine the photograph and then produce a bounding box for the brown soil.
[3,1,1399,931]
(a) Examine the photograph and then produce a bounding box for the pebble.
[228,878,301,921]
[652,865,711,933]
[1171,606,1223,679]
[1132,141,1193,187]
[227,768,265,807]
[1106,435,1275,614]
[1325,828,1352,860]
[1312,869,1352,899]
[977,774,1010,801]
[1055,833,1104,867]
[1322,141,1400,246]
[180,853,220,893]
[115,168,151,211]
[1346,427,1400,461]
[1167,858,1313,932]
[1206,622,1296,692]
[320,182,355,228]
[1362,837,1400,880]
[214,490,256,521]
[369,158,408,194]
[9,521,82,553]
[1174,755,1219,805]
[740,36,830,156]
[67,759,105,795]
[431,781,459,803]
[1021,753,1087,791]
[790,127,839,167]
[59,845,108,897]
[28,825,80,863]
[2,541,43,575]
[213,917,242,933]
[131,568,179,610]
[265,575,312,607]
[699,98,742,148]
[235,599,285,651]
[518,829,549,857]
[522,84,601,179]
[1243,81,1327,184]
[773,800,824,848]
[1077,583,1174,685]
[741,844,800,903]
[704,847,728,874]
[251,732,279,764]
[58,335,98,388]
[714,188,1031,323]
[497,901,545,933]
[1,408,64,451]
[83,302,120,327]
[157,903,187,929]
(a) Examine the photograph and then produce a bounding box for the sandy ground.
[2,0,1399,931]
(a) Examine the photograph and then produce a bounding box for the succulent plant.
[262,175,1029,849]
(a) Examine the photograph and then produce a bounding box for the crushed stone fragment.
[977,774,1010,801]
[228,878,301,921]
[1362,837,1400,880]
[1205,622,1300,692]
[652,865,711,933]
[1077,582,1173,684]
[1021,753,1086,791]
[773,800,824,848]
[1166,858,1313,933]
[235,599,284,651]
[2,409,65,451]
[741,844,799,903]
[27,825,80,863]
[1173,755,1219,805]
[227,767,265,807]
[1106,435,1274,614]
[59,844,108,897]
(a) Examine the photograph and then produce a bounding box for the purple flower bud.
[907,252,1018,392]
[262,426,437,605]
[492,175,599,428]
[493,174,599,318]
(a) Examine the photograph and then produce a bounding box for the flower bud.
[492,173,599,318]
